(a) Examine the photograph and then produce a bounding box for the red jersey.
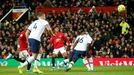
[50,32,70,49]
[19,31,28,51]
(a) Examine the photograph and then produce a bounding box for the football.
[117,4,126,13]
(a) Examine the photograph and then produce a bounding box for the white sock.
[34,54,42,68]
[20,62,23,65]
[59,59,69,66]
[83,58,90,70]
[89,57,94,70]
[68,61,74,68]
[37,54,42,60]
[21,56,34,67]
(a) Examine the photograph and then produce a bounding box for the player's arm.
[86,34,94,51]
[45,24,54,35]
[49,36,54,46]
[26,23,33,38]
[48,36,54,52]
[63,33,71,45]
[26,29,31,39]
[71,37,79,52]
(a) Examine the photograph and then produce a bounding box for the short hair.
[37,12,44,17]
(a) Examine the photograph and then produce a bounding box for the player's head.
[54,27,59,33]
[79,27,86,35]
[37,12,45,20]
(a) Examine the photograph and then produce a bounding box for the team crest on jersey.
[59,35,62,38]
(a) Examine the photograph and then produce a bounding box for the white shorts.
[53,47,66,55]
[19,50,30,59]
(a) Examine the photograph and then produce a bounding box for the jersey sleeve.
[87,34,93,43]
[44,21,51,30]
[43,20,49,27]
[74,36,79,43]
[28,21,35,31]
[45,21,49,25]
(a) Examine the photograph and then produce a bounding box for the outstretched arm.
[45,24,54,36]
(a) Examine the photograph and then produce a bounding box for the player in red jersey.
[18,26,32,73]
[50,27,71,71]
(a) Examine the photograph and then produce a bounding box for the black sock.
[52,57,55,67]
[27,63,31,70]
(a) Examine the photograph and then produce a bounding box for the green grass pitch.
[0,66,134,75]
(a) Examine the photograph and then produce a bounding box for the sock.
[21,56,34,67]
[34,54,42,68]
[83,58,90,70]
[27,63,32,70]
[52,57,55,67]
[68,61,74,68]
[5,53,12,60]
[34,59,39,68]
[89,57,94,70]
[59,59,69,66]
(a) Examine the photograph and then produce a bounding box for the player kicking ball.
[58,30,94,72]
[49,27,71,71]
[18,12,53,74]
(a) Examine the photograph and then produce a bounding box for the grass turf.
[0,66,134,75]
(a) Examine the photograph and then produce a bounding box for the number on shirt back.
[33,23,37,29]
[79,37,84,43]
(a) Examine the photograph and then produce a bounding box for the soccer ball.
[117,4,126,13]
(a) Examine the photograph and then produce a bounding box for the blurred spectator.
[44,0,53,7]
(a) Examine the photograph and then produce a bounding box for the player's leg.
[66,50,79,71]
[51,49,59,71]
[88,57,94,71]
[82,57,91,71]
[58,47,68,70]
[21,50,32,73]
[58,50,74,68]
[18,39,40,73]
[18,53,37,73]
[33,47,44,70]
[33,53,42,73]
[86,52,94,71]
[81,51,91,71]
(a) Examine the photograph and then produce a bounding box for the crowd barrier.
[36,6,117,14]
[0,58,134,66]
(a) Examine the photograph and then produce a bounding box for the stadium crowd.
[0,0,134,58]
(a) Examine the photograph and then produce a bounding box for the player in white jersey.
[18,12,53,74]
[58,30,94,72]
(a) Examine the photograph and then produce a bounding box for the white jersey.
[74,34,93,51]
[28,19,48,41]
